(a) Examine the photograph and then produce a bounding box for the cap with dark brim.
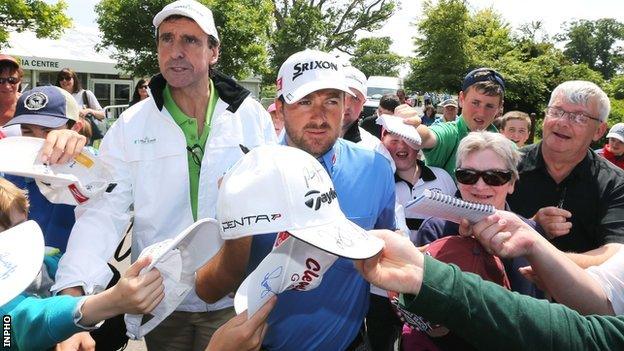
[4,114,70,129]
[0,54,19,69]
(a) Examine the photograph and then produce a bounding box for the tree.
[466,8,513,64]
[556,19,624,79]
[405,0,470,93]
[350,37,403,77]
[269,0,397,82]
[0,0,72,48]
[95,0,273,79]
[607,74,624,100]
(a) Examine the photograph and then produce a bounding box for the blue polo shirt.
[248,138,396,350]
[5,175,75,252]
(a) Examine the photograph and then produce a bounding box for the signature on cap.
[0,253,17,280]
[260,266,283,298]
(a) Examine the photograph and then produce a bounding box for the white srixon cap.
[153,0,219,42]
[0,221,45,306]
[0,137,114,206]
[217,144,383,260]
[234,231,338,317]
[276,49,354,104]
[343,65,367,97]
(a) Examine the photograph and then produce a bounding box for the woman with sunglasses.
[129,78,150,106]
[417,131,544,294]
[56,68,105,122]
[400,131,544,350]
[0,55,23,127]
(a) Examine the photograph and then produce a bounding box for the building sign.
[17,58,60,69]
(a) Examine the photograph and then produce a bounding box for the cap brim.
[607,133,624,143]
[289,217,383,259]
[146,218,222,273]
[5,114,69,128]
[0,221,45,306]
[284,80,355,104]
[234,274,251,314]
[0,137,77,184]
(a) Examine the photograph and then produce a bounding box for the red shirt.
[598,143,624,170]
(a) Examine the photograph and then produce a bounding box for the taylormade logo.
[304,189,337,211]
[221,214,282,231]
[292,61,338,80]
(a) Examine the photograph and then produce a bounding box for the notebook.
[405,189,495,224]
[376,114,422,146]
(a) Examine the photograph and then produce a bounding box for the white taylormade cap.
[235,231,337,317]
[217,144,383,260]
[153,0,219,42]
[276,49,354,104]
[0,137,115,206]
[0,221,45,306]
[343,65,367,97]
[125,218,222,339]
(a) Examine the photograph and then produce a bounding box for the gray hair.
[456,131,521,181]
[549,81,611,122]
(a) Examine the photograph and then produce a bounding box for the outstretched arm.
[196,237,252,303]
[468,211,615,315]
[355,229,624,351]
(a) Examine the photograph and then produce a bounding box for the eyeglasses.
[186,144,204,168]
[0,77,19,85]
[545,106,601,125]
[59,76,73,82]
[138,85,148,89]
[455,168,513,186]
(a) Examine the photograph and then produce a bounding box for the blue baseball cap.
[462,68,505,92]
[6,86,79,128]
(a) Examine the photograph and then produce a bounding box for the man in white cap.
[438,98,458,122]
[341,65,394,168]
[52,0,276,349]
[196,49,397,350]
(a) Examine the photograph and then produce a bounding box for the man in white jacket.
[52,1,275,350]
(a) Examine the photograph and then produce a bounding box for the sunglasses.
[0,77,19,85]
[455,168,513,186]
[59,76,73,81]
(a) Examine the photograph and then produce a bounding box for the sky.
[60,0,624,58]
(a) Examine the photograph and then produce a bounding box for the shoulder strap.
[82,90,90,108]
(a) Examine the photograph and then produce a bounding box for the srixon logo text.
[292,61,338,80]
[304,188,337,211]
[291,258,322,291]
[222,214,282,231]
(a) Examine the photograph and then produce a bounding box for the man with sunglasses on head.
[399,68,505,180]
[51,1,276,350]
[507,81,624,268]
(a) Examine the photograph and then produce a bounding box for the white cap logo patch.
[292,60,339,80]
[24,92,48,110]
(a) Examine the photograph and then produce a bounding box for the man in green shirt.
[401,68,505,177]
[356,224,624,351]
[52,1,276,350]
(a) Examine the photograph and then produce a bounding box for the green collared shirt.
[423,115,498,179]
[164,80,219,220]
